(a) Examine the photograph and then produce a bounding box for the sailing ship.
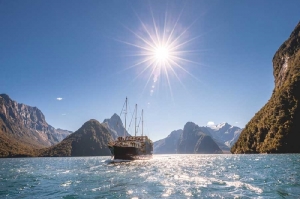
[107,97,153,160]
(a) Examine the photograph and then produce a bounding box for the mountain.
[0,94,70,148]
[0,94,73,157]
[0,118,37,157]
[40,119,113,157]
[153,122,241,154]
[226,130,242,148]
[103,113,130,139]
[207,122,242,149]
[177,122,222,154]
[55,128,73,142]
[231,22,300,153]
[154,129,182,154]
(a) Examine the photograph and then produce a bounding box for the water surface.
[0,154,299,198]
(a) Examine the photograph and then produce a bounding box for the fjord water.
[1,155,299,198]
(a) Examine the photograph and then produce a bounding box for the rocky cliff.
[231,22,300,153]
[40,119,113,157]
[207,123,242,149]
[103,113,130,139]
[177,122,222,154]
[0,94,72,157]
[55,128,73,142]
[154,129,182,154]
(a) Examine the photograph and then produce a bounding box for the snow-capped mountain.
[207,122,242,148]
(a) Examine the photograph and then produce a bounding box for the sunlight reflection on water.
[0,154,300,198]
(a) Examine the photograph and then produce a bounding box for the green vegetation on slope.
[231,22,300,153]
[0,132,37,157]
[40,119,113,157]
[0,117,40,157]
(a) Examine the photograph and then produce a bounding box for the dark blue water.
[0,154,299,198]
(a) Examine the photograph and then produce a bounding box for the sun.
[118,5,201,98]
[154,45,170,63]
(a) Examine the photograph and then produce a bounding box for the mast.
[124,97,127,137]
[142,109,144,136]
[135,104,137,137]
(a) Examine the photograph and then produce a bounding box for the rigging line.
[127,104,136,133]
[117,99,127,131]
[143,119,150,137]
[119,99,126,118]
[124,97,128,137]
[126,102,133,132]
[135,104,137,137]
[136,112,142,135]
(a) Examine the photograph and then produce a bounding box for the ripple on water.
[1,155,300,198]
[60,181,72,187]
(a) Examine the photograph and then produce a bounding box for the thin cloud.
[62,113,66,116]
[56,97,63,101]
[207,121,215,126]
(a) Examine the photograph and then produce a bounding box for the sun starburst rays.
[118,6,202,99]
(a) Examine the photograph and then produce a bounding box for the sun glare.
[154,45,170,63]
[118,5,201,99]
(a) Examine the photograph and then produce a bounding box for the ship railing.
[113,140,142,147]
[115,136,152,146]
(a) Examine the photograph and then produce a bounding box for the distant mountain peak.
[184,121,197,130]
[220,122,228,126]
[102,113,130,139]
[154,121,242,154]
[111,113,122,122]
[178,121,222,154]
[208,122,230,131]
[111,113,119,118]
[87,119,98,123]
[218,122,230,128]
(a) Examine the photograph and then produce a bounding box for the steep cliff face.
[103,113,130,139]
[0,94,71,151]
[231,22,300,153]
[194,135,223,154]
[40,119,113,157]
[55,128,73,142]
[273,23,300,90]
[177,122,222,154]
[154,129,182,154]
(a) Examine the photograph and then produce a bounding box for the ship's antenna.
[124,97,127,137]
[142,109,144,136]
[135,104,137,137]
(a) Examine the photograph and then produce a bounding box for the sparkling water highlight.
[1,154,300,198]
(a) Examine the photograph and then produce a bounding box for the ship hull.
[110,146,152,160]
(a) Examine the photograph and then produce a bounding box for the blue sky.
[1,0,300,141]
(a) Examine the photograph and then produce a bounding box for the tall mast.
[135,104,137,137]
[124,97,127,137]
[142,109,144,136]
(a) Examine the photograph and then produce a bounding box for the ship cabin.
[117,136,151,142]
